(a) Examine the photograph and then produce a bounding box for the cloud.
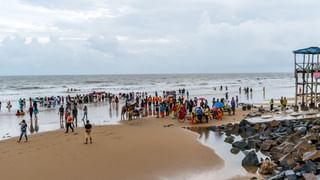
[0,0,320,75]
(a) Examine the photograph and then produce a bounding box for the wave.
[199,83,208,86]
[15,86,47,90]
[85,80,106,84]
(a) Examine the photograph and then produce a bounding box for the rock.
[276,136,287,144]
[303,150,320,161]
[248,139,260,150]
[246,112,261,118]
[294,126,307,135]
[261,140,276,151]
[254,123,261,131]
[314,119,320,125]
[231,123,240,134]
[239,126,256,138]
[293,140,316,157]
[232,141,248,151]
[284,170,297,180]
[286,134,303,144]
[242,150,259,167]
[270,142,295,160]
[226,123,233,129]
[278,139,316,167]
[230,147,240,154]
[310,125,320,133]
[271,120,280,128]
[262,128,272,137]
[224,136,235,144]
[239,119,250,127]
[303,173,317,180]
[208,126,217,131]
[224,130,232,136]
[246,126,257,137]
[259,159,277,175]
[297,161,317,174]
[275,126,292,135]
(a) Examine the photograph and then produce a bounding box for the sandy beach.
[0,107,258,180]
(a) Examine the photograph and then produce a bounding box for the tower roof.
[294,47,320,54]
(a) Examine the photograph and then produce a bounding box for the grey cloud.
[1,0,320,75]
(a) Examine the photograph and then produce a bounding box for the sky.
[0,0,320,75]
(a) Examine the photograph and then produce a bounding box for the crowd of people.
[121,88,241,124]
[0,86,264,143]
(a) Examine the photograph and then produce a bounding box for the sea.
[0,73,295,139]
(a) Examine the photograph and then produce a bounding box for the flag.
[314,72,320,79]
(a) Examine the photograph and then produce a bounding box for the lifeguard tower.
[294,47,320,110]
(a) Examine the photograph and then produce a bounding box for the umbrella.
[214,102,224,108]
[198,97,206,101]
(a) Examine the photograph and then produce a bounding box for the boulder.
[239,119,250,127]
[303,173,317,180]
[310,125,320,133]
[294,126,307,135]
[232,141,248,151]
[313,119,320,125]
[284,170,297,180]
[242,150,259,167]
[259,159,277,175]
[224,136,235,144]
[271,120,280,128]
[246,126,257,137]
[270,142,295,160]
[231,123,240,134]
[296,161,317,174]
[230,147,240,154]
[261,140,276,151]
[248,139,260,150]
[254,123,261,131]
[293,140,316,157]
[303,150,320,161]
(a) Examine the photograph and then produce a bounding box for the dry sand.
[0,108,256,180]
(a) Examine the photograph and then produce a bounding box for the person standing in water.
[58,105,64,128]
[7,101,12,112]
[84,120,93,144]
[18,120,28,143]
[82,105,88,121]
[28,105,33,120]
[72,106,78,128]
[231,97,236,115]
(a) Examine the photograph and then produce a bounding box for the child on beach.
[84,120,92,144]
[18,120,28,143]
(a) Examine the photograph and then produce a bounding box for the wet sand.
[0,118,221,180]
[0,107,259,180]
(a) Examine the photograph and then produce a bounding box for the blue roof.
[294,47,320,54]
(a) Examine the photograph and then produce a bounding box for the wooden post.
[294,53,298,106]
